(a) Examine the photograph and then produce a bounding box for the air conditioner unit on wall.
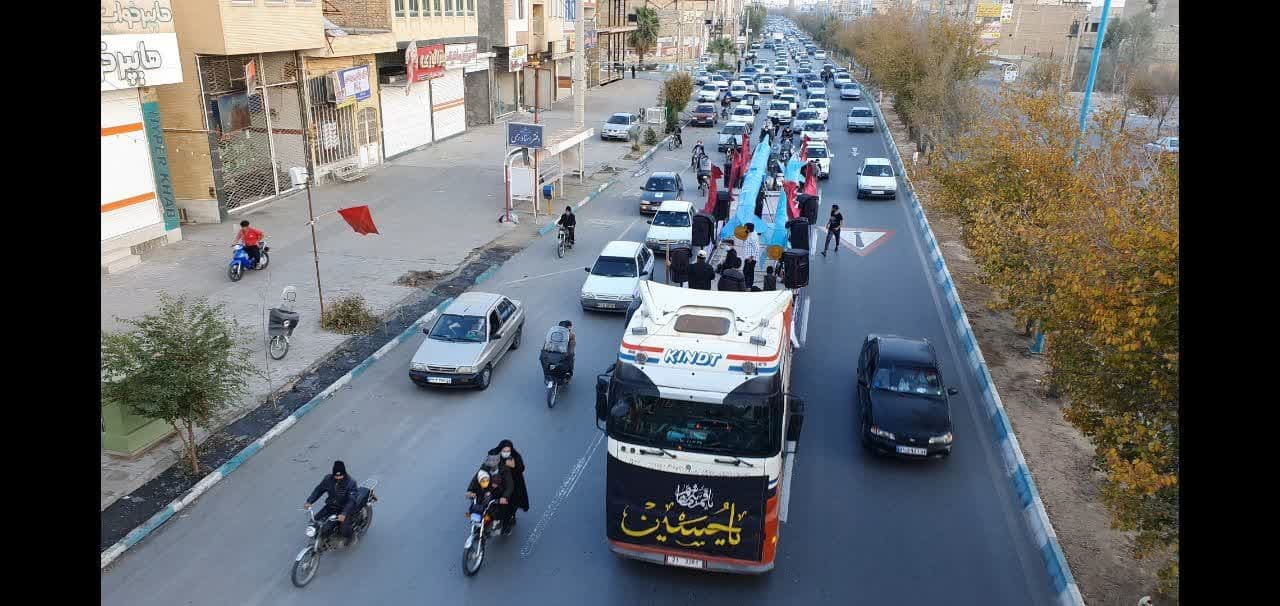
[324,72,342,104]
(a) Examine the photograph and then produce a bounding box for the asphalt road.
[101,49,1057,605]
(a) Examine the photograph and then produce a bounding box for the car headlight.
[869,425,895,440]
[457,366,476,375]
[581,292,597,299]
[410,362,428,372]
[929,432,954,445]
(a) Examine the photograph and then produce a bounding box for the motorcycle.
[556,226,574,258]
[539,349,573,408]
[228,241,270,282]
[462,497,507,576]
[291,479,378,588]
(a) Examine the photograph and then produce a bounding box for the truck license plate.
[666,555,705,569]
[428,377,452,384]
[896,445,927,456]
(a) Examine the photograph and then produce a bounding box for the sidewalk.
[100,76,662,511]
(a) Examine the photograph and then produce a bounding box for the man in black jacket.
[305,461,359,544]
[556,206,577,246]
[688,250,715,290]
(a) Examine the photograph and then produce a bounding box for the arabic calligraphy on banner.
[445,43,477,69]
[101,33,183,90]
[416,44,447,81]
[606,455,766,560]
[101,0,176,34]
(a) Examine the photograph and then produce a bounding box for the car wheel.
[477,365,493,391]
[856,192,864,200]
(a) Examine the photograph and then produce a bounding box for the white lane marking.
[502,266,594,287]
[519,431,605,558]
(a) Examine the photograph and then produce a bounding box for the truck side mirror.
[595,374,611,425]
[947,387,960,396]
[786,395,806,442]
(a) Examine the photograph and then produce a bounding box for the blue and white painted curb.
[863,75,1085,606]
[101,264,505,569]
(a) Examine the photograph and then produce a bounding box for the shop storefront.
[493,45,527,117]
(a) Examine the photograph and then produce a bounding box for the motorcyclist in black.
[556,206,576,246]
[672,124,683,148]
[304,461,359,545]
[466,454,516,534]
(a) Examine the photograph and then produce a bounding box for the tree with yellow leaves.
[923,86,1179,593]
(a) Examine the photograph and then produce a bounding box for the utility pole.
[574,0,585,128]
[1073,0,1112,167]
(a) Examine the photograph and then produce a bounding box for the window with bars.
[409,0,419,16]
[445,0,454,16]
[395,0,405,16]
[433,0,442,16]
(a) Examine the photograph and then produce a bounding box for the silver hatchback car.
[409,292,526,390]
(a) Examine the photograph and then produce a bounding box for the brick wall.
[326,0,392,30]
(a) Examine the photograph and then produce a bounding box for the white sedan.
[581,241,654,312]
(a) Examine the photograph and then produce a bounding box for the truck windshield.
[607,385,781,457]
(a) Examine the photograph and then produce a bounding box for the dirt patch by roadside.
[877,100,1169,605]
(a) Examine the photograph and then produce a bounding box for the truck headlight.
[869,425,895,440]
[929,432,953,445]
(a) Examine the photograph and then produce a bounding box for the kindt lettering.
[661,349,723,367]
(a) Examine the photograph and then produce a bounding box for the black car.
[639,172,683,214]
[856,334,958,459]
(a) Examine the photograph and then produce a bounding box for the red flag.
[782,180,799,219]
[802,163,819,196]
[337,205,379,235]
[703,165,722,214]
[741,133,752,167]
[799,137,809,162]
[728,149,741,193]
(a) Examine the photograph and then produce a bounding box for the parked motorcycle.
[462,497,507,576]
[291,479,378,588]
[228,241,270,282]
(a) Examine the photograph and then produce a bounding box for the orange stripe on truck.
[101,123,144,137]
[101,192,156,213]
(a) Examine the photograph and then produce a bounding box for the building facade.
[101,0,185,273]
[594,0,635,85]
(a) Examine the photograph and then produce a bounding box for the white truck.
[596,281,807,574]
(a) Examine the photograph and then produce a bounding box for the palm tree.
[628,7,660,70]
[708,36,736,70]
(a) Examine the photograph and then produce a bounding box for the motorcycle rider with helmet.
[304,461,359,546]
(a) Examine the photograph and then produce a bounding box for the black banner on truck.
[606,454,767,562]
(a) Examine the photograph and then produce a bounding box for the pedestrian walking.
[742,223,761,289]
[631,64,636,79]
[821,205,844,256]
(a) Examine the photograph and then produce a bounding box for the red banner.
[741,133,752,167]
[799,137,809,162]
[337,205,379,235]
[704,165,723,214]
[802,163,818,197]
[417,44,446,81]
[783,180,799,219]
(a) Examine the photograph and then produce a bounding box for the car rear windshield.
[429,314,486,343]
[809,100,827,107]
[770,102,790,110]
[607,115,628,124]
[863,164,894,177]
[797,111,818,120]
[591,256,638,278]
[803,122,824,131]
[652,210,691,227]
[723,124,746,134]
[644,175,678,192]
[871,364,943,397]
[695,104,715,113]
[849,108,873,117]
[733,108,753,116]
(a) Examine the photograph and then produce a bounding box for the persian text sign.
[445,43,477,69]
[417,44,447,80]
[335,65,371,107]
[101,0,175,35]
[101,33,182,90]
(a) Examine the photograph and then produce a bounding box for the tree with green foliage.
[745,6,767,44]
[708,36,737,70]
[659,72,694,133]
[101,295,261,475]
[628,7,660,69]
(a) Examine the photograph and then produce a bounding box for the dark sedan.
[691,103,719,127]
[639,172,683,214]
[856,334,958,459]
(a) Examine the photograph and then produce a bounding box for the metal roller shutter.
[380,83,434,159]
[101,89,162,241]
[430,69,466,141]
